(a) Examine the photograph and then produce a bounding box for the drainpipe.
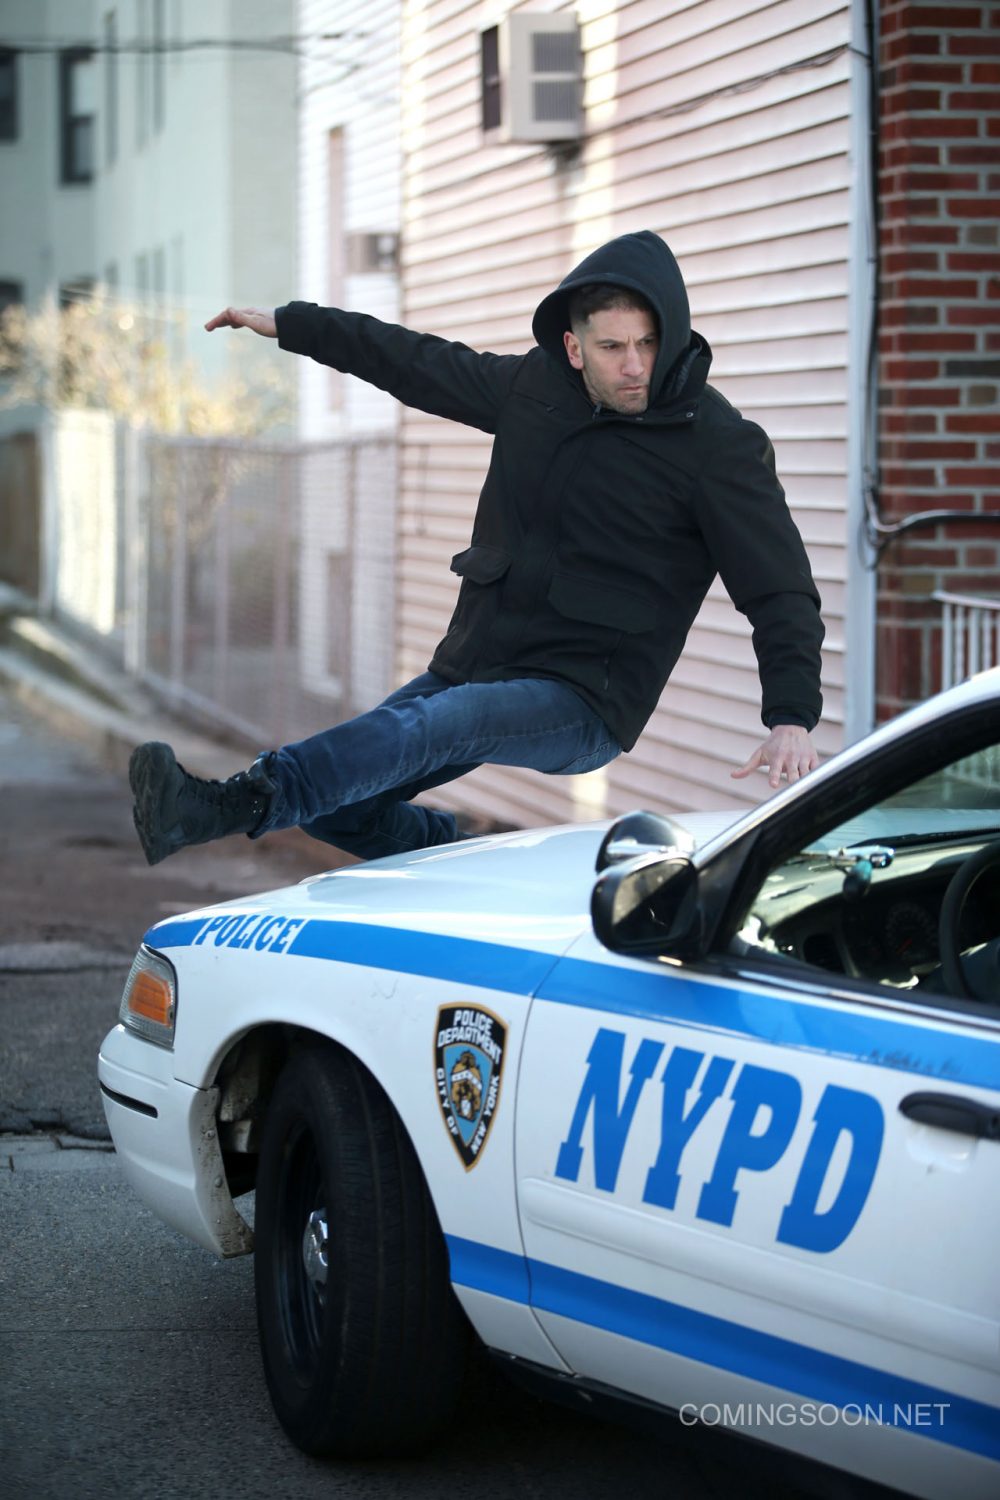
[844,0,878,746]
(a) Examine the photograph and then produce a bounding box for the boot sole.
[129,742,181,866]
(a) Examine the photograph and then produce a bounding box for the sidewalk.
[0,586,351,869]
[0,583,266,786]
[0,586,517,846]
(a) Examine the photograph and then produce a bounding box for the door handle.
[899,1091,1000,1140]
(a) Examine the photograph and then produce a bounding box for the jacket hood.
[532,230,699,404]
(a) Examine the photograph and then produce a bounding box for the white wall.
[0,1,298,393]
[89,0,297,397]
[294,0,402,710]
[295,0,402,439]
[0,0,98,308]
[50,407,118,631]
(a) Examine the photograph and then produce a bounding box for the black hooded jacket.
[276,231,823,752]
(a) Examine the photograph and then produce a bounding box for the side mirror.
[591,853,700,957]
[595,809,696,872]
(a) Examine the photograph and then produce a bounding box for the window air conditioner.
[482,13,582,144]
[346,232,399,275]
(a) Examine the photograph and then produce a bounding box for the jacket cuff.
[762,708,817,731]
[275,301,318,357]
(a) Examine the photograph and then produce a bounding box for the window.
[169,235,183,303]
[152,245,165,308]
[0,49,18,141]
[104,11,118,165]
[59,279,95,308]
[169,235,184,356]
[0,282,23,374]
[153,0,166,132]
[60,49,95,183]
[735,743,1000,1007]
[171,0,184,73]
[136,0,149,147]
[0,280,23,314]
[481,27,501,132]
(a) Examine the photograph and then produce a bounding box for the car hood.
[144,811,742,960]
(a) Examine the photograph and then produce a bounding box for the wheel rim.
[302,1208,329,1295]
[272,1121,329,1378]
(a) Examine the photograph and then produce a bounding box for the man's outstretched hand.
[205,306,277,337]
[732,724,819,790]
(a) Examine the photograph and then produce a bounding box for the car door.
[514,695,1000,1500]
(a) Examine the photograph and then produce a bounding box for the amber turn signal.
[128,969,173,1026]
[120,946,177,1047]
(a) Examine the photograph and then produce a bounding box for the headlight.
[120,946,177,1048]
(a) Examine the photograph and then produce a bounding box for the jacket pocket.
[548,572,657,635]
[450,545,512,584]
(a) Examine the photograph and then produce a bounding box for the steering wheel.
[938,840,1000,1000]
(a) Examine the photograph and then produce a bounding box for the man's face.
[562,306,659,414]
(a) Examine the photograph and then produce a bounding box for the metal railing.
[934,591,1000,689]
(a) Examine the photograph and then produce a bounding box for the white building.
[0,0,301,663]
[293,0,403,709]
[89,0,298,392]
[0,0,98,315]
[296,0,402,439]
[0,0,298,375]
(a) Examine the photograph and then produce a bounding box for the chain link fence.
[10,412,398,751]
[138,432,397,749]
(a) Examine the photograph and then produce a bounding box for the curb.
[0,637,240,782]
[0,606,340,867]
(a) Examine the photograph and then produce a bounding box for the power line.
[0,34,367,57]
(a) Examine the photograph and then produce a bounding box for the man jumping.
[130,230,823,866]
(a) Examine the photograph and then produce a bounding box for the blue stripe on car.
[147,916,1000,1090]
[445,1234,1000,1462]
[536,957,1000,1090]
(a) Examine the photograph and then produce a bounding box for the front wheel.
[254,1042,468,1456]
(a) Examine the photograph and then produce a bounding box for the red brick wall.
[876,0,1000,719]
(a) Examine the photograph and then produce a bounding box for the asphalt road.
[0,687,863,1500]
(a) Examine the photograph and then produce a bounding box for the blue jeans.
[257,672,620,859]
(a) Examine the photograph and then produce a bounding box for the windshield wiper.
[873,828,1000,849]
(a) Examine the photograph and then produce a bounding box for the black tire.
[253,1041,468,1456]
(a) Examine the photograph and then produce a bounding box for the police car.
[98,671,1000,1499]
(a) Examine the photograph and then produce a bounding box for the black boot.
[129,742,277,866]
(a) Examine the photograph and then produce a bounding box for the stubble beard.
[610,388,649,414]
[582,371,649,415]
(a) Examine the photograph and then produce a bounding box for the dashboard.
[746,842,1000,995]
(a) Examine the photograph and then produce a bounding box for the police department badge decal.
[434,1004,507,1169]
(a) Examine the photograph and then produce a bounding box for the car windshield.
[807,747,1000,854]
[736,744,1000,1005]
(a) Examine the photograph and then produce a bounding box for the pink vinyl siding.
[400,0,852,827]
